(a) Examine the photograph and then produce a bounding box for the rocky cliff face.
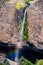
[27,0,43,49]
[0,0,19,44]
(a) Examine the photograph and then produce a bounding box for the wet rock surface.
[27,0,43,49]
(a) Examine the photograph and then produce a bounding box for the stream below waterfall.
[0,43,43,63]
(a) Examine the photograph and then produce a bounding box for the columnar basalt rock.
[0,1,19,44]
[27,0,43,49]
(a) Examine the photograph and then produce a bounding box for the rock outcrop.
[0,53,5,63]
[0,0,19,44]
[27,0,43,49]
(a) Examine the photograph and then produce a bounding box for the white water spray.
[15,8,27,65]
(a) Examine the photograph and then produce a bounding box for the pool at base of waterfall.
[6,44,43,63]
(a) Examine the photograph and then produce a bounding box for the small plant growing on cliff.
[18,10,28,41]
[15,3,24,10]
[24,0,33,2]
[23,14,28,41]
[6,0,10,2]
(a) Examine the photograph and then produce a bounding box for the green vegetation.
[0,56,43,65]
[6,0,10,2]
[24,0,33,3]
[23,13,28,41]
[19,56,33,65]
[18,12,28,41]
[15,3,24,10]
[36,60,43,65]
[18,18,22,30]
[19,56,43,65]
[0,57,10,65]
[15,0,33,10]
[16,0,33,41]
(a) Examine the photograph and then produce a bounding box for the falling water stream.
[14,8,28,65]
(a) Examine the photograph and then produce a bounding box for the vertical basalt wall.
[27,0,43,49]
[0,0,19,44]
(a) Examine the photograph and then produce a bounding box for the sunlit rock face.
[27,0,43,49]
[0,1,19,44]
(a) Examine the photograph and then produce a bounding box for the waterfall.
[15,8,27,65]
[19,8,27,41]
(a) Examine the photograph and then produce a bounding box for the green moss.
[18,18,22,30]
[6,0,10,2]
[24,0,33,3]
[23,15,28,41]
[18,10,28,41]
[15,3,24,10]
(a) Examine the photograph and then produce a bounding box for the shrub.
[23,13,28,41]
[15,3,24,10]
[6,0,10,2]
[36,60,43,65]
[19,57,43,65]
[18,13,28,41]
[19,56,33,65]
[24,0,33,3]
[0,57,10,65]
